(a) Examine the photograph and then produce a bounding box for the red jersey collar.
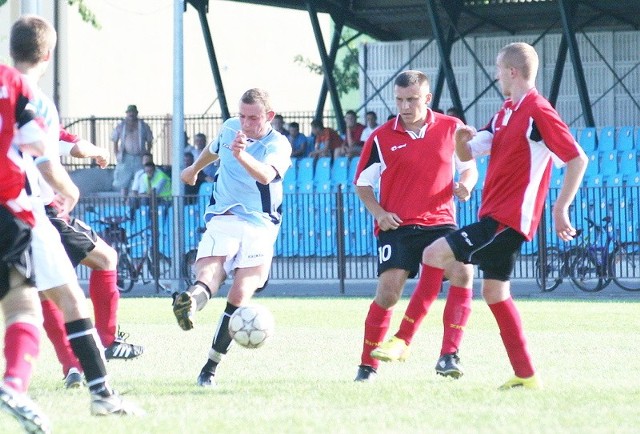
[504,88,538,112]
[393,108,435,134]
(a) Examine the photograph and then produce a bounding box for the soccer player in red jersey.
[382,42,587,389]
[0,63,51,434]
[40,128,143,390]
[353,70,478,382]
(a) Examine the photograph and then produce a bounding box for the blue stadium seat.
[599,151,618,176]
[314,157,332,185]
[347,156,360,185]
[297,157,314,185]
[569,127,579,142]
[584,152,599,180]
[198,182,214,198]
[298,184,316,256]
[579,127,597,152]
[598,126,615,151]
[550,167,564,189]
[618,151,638,175]
[314,182,334,256]
[283,162,297,194]
[278,193,300,257]
[330,157,349,191]
[183,204,201,252]
[476,155,489,186]
[617,126,634,151]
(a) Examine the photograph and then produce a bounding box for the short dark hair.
[394,70,430,90]
[311,119,324,129]
[10,15,57,64]
[144,162,156,169]
[240,88,272,113]
[289,122,300,129]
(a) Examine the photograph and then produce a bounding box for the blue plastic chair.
[313,157,332,185]
[599,151,618,176]
[296,157,314,186]
[347,157,360,185]
[616,126,634,151]
[583,152,599,180]
[598,126,615,151]
[330,157,349,191]
[579,127,597,152]
[619,151,638,175]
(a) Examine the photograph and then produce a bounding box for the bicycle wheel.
[183,249,197,287]
[570,249,604,292]
[116,253,135,293]
[611,242,640,291]
[535,247,562,292]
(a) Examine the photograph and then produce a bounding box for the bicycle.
[87,207,171,293]
[535,229,583,292]
[570,216,640,292]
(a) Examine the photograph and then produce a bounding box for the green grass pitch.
[1,296,639,433]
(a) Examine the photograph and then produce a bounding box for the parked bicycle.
[535,229,583,292]
[570,216,640,292]
[87,207,171,293]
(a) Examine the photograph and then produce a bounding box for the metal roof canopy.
[187,0,640,129]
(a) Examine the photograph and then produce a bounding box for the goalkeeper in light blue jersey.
[174,88,291,388]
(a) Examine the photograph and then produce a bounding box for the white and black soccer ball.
[228,304,274,349]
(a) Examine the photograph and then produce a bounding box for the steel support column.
[315,18,344,125]
[558,0,595,126]
[549,35,568,107]
[187,0,230,120]
[425,0,463,116]
[307,0,345,133]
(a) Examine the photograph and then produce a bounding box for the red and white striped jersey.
[469,88,582,240]
[354,110,474,235]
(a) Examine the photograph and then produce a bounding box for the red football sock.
[4,322,39,393]
[440,286,473,356]
[89,269,119,347]
[41,299,81,376]
[396,265,444,345]
[361,301,392,369]
[488,297,535,378]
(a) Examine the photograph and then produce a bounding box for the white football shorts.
[196,215,278,280]
[31,204,78,292]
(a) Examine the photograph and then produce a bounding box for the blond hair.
[240,88,273,113]
[498,42,539,81]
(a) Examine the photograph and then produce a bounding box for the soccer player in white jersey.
[0,63,51,434]
[383,42,587,389]
[10,15,142,415]
[174,88,291,387]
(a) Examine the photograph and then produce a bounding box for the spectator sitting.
[446,106,467,123]
[183,152,206,204]
[308,119,342,159]
[335,110,365,159]
[360,111,379,144]
[271,114,289,137]
[128,152,154,206]
[131,162,172,209]
[288,122,308,158]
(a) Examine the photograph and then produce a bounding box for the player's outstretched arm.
[37,159,80,218]
[552,151,588,241]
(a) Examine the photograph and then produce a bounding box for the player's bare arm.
[552,151,588,241]
[232,132,278,185]
[454,126,476,162]
[181,144,219,185]
[70,140,109,168]
[454,163,479,202]
[356,185,402,231]
[37,159,80,218]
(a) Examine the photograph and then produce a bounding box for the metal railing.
[60,111,338,171]
[72,184,640,293]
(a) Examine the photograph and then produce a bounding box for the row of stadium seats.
[572,126,639,152]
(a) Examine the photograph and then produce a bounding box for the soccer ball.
[228,304,274,349]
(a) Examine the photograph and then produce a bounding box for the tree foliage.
[67,0,101,29]
[294,29,361,97]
